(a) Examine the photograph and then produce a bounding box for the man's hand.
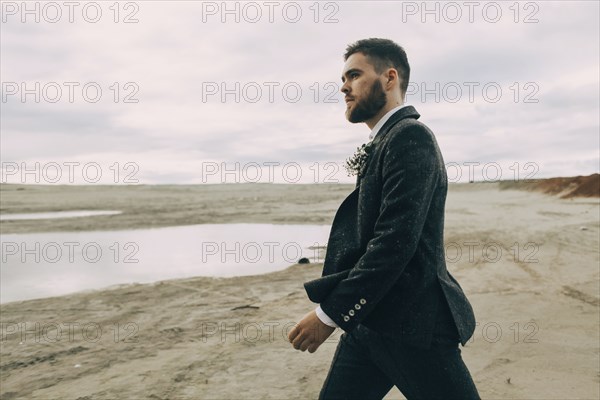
[288,310,336,353]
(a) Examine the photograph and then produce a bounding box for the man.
[287,38,480,399]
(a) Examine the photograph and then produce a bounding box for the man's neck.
[365,101,405,130]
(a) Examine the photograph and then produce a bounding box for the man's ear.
[385,68,399,89]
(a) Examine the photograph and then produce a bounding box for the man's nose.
[340,81,350,94]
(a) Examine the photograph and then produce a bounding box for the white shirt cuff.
[315,305,339,328]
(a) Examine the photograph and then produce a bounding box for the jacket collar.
[370,105,420,147]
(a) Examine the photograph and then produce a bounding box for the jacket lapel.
[322,187,360,275]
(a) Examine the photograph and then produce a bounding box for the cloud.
[1,1,598,183]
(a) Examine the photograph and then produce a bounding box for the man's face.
[340,52,388,123]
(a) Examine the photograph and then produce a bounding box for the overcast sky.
[1,0,598,184]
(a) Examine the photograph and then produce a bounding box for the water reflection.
[0,210,122,221]
[0,223,330,303]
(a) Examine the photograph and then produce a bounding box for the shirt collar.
[368,104,411,141]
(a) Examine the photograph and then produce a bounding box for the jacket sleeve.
[319,124,441,332]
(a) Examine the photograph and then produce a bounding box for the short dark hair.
[344,38,410,96]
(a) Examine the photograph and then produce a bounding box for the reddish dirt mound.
[498,173,599,198]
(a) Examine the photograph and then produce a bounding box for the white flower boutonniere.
[344,141,374,177]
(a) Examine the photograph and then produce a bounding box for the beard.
[346,79,388,123]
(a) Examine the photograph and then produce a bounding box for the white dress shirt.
[315,103,411,329]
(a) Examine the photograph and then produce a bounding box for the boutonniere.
[344,141,374,177]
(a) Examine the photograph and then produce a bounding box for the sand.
[0,181,599,399]
[0,184,353,234]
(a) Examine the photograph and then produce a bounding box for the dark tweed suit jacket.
[304,106,476,349]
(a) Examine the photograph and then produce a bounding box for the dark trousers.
[318,322,480,400]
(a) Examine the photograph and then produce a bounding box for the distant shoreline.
[1,175,598,235]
